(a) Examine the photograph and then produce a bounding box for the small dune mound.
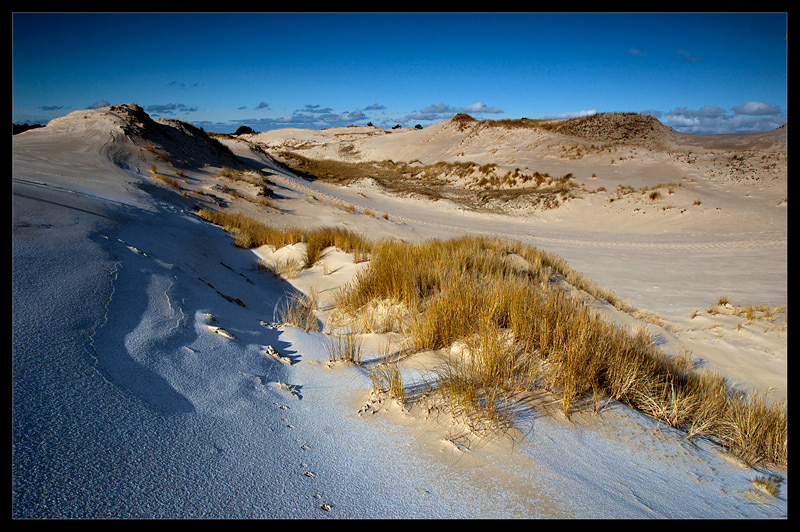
[550,112,676,148]
[107,103,241,170]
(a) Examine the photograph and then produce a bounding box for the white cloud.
[542,109,597,119]
[421,102,457,114]
[731,101,782,116]
[405,102,459,122]
[462,102,503,114]
[660,103,785,134]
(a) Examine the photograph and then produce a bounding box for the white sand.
[12,105,787,518]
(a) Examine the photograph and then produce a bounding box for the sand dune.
[12,104,787,518]
[244,110,787,400]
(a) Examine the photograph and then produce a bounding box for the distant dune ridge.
[242,108,785,217]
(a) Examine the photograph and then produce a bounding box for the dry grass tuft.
[274,289,319,331]
[194,208,372,255]
[326,332,363,364]
[149,167,184,191]
[369,361,406,403]
[751,475,783,498]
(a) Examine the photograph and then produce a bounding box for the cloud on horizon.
[403,101,505,123]
[650,100,785,133]
[216,100,507,132]
[189,99,784,135]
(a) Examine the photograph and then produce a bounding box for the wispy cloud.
[301,104,334,114]
[145,103,198,115]
[167,81,205,88]
[677,49,702,63]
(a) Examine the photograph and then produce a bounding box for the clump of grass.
[302,226,370,268]
[326,332,363,363]
[274,289,319,331]
[369,361,405,403]
[151,172,184,191]
[751,475,783,498]
[718,391,787,466]
[256,257,303,279]
[148,164,183,191]
[194,208,372,255]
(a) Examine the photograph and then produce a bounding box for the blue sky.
[12,12,787,134]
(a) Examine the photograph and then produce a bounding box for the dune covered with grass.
[13,104,786,518]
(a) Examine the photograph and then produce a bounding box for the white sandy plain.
[12,105,787,518]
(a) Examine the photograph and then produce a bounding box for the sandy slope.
[12,105,787,518]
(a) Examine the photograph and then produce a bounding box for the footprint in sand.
[126,245,148,257]
[264,344,293,365]
[206,325,237,340]
[201,313,236,340]
[274,381,302,399]
[313,493,331,512]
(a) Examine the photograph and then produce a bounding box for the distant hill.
[545,112,676,148]
[12,123,44,135]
